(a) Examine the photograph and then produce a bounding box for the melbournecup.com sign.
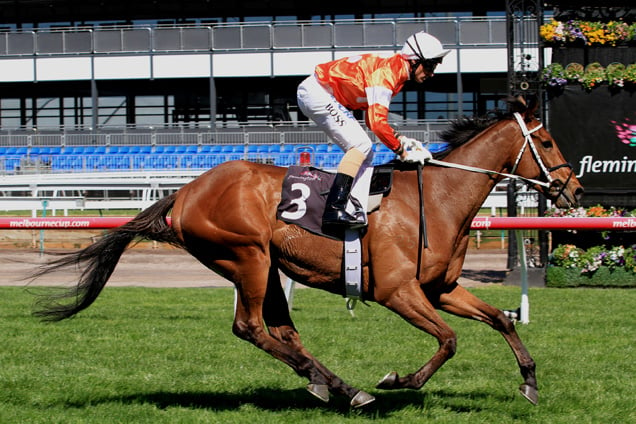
[0,216,633,231]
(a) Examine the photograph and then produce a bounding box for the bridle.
[510,112,574,193]
[428,112,574,195]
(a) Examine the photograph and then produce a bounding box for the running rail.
[2,216,633,325]
[0,216,634,230]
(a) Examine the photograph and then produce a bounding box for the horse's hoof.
[376,371,398,389]
[350,390,375,408]
[307,383,330,403]
[519,383,538,405]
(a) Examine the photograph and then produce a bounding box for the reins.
[416,163,428,281]
[426,112,572,190]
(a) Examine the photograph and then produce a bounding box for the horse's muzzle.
[549,180,584,208]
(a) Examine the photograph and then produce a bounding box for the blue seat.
[186,145,199,154]
[315,144,330,153]
[83,146,96,155]
[221,145,234,153]
[94,146,106,154]
[374,143,391,152]
[129,145,141,154]
[140,145,152,154]
[118,145,130,154]
[199,145,211,154]
[175,145,187,154]
[5,147,17,155]
[154,145,165,154]
[131,155,145,169]
[15,147,28,155]
[429,142,450,153]
[163,145,176,154]
[108,146,120,154]
[4,157,21,171]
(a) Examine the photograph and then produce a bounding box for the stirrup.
[323,208,366,229]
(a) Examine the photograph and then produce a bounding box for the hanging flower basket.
[541,61,636,91]
[540,19,636,47]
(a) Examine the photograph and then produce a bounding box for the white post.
[284,277,295,312]
[515,230,530,324]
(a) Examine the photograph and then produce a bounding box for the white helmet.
[401,32,450,61]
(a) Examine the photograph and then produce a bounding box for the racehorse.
[32,96,583,408]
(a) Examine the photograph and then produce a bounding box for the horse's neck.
[433,124,515,218]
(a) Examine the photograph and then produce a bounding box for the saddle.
[276,164,394,239]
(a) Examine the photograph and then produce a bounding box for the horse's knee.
[493,310,517,332]
[440,331,457,359]
[232,318,265,344]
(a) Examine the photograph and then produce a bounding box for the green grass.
[1,286,634,423]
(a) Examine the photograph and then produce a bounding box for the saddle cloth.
[276,165,393,239]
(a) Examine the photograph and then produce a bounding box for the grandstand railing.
[0,16,533,57]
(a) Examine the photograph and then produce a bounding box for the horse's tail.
[32,193,182,322]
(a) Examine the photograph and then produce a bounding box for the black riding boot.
[322,173,366,229]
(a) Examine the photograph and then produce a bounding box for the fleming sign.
[549,85,636,203]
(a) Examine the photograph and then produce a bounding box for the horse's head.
[507,96,584,208]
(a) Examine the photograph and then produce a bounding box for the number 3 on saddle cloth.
[276,165,393,240]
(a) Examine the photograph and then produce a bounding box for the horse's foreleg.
[376,283,457,391]
[261,266,374,407]
[436,283,538,404]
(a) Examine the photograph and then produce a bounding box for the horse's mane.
[433,96,529,160]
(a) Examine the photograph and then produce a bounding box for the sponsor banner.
[0,217,141,229]
[471,216,636,230]
[548,85,636,203]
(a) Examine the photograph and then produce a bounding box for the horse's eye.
[541,140,553,149]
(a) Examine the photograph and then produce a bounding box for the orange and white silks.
[314,53,410,152]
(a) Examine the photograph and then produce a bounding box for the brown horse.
[33,97,583,408]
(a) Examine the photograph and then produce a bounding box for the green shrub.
[546,266,636,288]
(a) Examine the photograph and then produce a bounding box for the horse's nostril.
[574,187,585,200]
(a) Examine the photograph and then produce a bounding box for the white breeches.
[297,75,374,163]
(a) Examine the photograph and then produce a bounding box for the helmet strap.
[409,60,421,80]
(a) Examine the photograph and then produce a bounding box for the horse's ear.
[525,95,539,117]
[508,94,539,119]
[506,95,527,114]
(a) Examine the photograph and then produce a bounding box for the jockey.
[297,31,450,229]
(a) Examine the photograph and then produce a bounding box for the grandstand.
[0,0,548,209]
[0,125,451,174]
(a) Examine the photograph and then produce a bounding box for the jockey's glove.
[398,136,432,164]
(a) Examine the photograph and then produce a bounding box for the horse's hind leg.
[435,283,538,404]
[233,261,373,407]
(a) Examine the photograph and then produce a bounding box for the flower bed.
[546,205,636,287]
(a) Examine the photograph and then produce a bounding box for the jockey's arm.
[365,103,407,158]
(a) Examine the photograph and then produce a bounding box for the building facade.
[0,1,540,134]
